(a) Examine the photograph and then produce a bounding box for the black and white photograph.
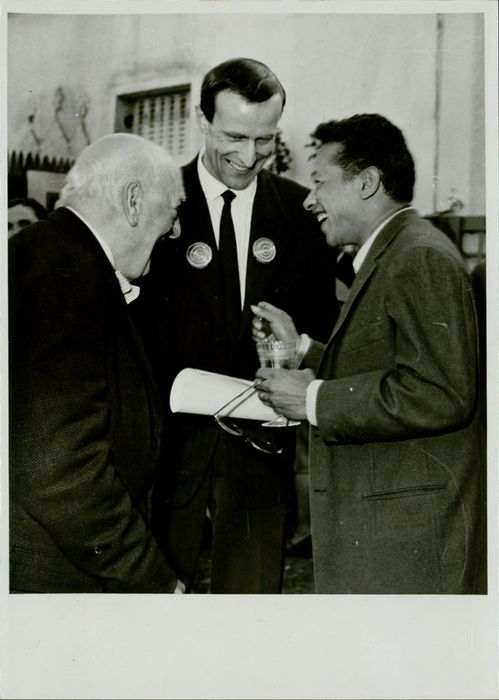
[1,1,498,698]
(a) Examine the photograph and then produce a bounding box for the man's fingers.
[251,302,284,322]
[252,316,272,335]
[253,301,280,312]
[258,390,271,405]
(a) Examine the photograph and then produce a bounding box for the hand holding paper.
[256,367,314,422]
[169,368,280,421]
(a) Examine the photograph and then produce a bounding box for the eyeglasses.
[213,381,284,455]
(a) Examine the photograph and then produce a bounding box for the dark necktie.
[219,190,241,329]
[336,251,356,288]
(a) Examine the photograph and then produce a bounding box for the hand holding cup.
[251,301,300,344]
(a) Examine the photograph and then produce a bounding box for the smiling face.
[198,90,283,190]
[303,143,363,249]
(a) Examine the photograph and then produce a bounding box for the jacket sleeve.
[302,339,326,372]
[9,255,177,593]
[314,244,478,443]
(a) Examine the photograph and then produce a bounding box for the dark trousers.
[162,461,287,594]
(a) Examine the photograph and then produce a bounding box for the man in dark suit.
[254,114,486,593]
[9,133,185,593]
[139,58,338,593]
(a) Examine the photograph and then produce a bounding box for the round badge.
[186,242,213,269]
[253,237,276,264]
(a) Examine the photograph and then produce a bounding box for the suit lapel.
[102,249,163,422]
[181,163,288,344]
[180,159,231,334]
[328,256,377,342]
[325,209,416,347]
[238,171,285,340]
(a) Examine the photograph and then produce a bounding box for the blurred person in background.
[8,197,48,238]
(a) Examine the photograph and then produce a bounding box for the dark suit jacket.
[303,210,486,593]
[471,261,486,427]
[9,208,177,593]
[137,158,338,510]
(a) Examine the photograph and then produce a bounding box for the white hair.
[58,133,181,213]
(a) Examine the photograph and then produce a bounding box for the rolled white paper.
[169,368,280,421]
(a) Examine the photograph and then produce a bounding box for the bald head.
[59,133,182,215]
[58,133,184,279]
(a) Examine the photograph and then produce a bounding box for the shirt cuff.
[306,379,323,426]
[295,333,312,367]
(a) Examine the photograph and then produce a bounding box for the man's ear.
[196,105,210,135]
[359,166,381,200]
[123,180,141,226]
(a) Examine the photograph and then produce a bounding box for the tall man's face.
[304,143,361,249]
[197,90,283,190]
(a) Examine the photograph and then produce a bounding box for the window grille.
[116,86,190,158]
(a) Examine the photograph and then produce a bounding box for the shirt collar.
[353,206,414,273]
[62,205,140,304]
[197,151,257,204]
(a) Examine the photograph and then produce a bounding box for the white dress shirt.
[305,206,414,426]
[197,153,257,307]
[63,206,140,304]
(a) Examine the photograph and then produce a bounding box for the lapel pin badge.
[186,242,213,269]
[253,237,276,264]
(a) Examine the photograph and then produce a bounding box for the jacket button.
[94,546,102,555]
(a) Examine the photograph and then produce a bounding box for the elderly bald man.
[9,133,185,593]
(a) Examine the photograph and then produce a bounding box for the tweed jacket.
[303,209,486,594]
[9,208,177,593]
[137,158,339,510]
